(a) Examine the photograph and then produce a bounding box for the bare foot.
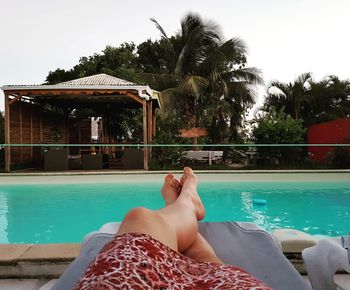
[161,173,181,205]
[179,167,205,221]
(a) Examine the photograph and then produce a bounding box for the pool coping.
[0,243,80,278]
[1,169,350,177]
[0,241,309,278]
[2,240,348,278]
[1,170,350,184]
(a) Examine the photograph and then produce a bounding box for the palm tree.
[265,72,313,120]
[142,12,263,144]
[309,76,350,124]
[265,73,350,127]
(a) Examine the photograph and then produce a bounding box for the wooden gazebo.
[1,74,160,172]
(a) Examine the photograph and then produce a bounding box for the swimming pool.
[0,173,349,243]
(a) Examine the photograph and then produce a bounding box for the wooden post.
[147,101,152,143]
[4,93,11,172]
[65,116,69,155]
[143,100,148,170]
[78,123,81,155]
[152,112,157,139]
[39,109,43,161]
[19,99,23,162]
[30,104,33,160]
[40,109,43,142]
[147,101,152,161]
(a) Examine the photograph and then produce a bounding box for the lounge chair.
[51,222,311,290]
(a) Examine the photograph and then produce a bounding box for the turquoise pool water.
[0,180,349,243]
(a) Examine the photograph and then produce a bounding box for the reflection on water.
[241,191,267,227]
[0,192,8,243]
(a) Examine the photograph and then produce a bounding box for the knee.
[124,207,152,221]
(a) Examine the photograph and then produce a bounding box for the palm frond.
[268,85,287,97]
[138,73,178,91]
[180,75,209,97]
[175,45,187,77]
[295,72,312,86]
[161,87,182,98]
[195,38,249,79]
[150,18,173,47]
[223,67,264,85]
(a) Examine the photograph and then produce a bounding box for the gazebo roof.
[57,73,135,86]
[1,73,161,107]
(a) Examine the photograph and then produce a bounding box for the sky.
[1,0,350,113]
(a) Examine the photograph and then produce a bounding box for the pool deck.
[1,169,350,184]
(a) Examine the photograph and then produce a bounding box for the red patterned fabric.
[75,233,272,290]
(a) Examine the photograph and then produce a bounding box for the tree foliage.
[252,109,306,166]
[46,43,140,84]
[143,13,263,144]
[265,73,350,127]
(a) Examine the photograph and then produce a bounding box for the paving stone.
[0,279,49,290]
[0,245,31,262]
[19,244,80,260]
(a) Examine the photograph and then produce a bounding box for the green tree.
[143,13,263,145]
[136,38,176,75]
[265,73,312,120]
[46,43,140,84]
[308,76,350,125]
[252,109,306,166]
[264,74,350,127]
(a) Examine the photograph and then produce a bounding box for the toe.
[165,173,174,183]
[180,175,186,185]
[183,167,194,177]
[172,179,181,192]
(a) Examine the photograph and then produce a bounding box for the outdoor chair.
[44,149,69,171]
[121,148,144,169]
[68,155,82,170]
[51,221,311,290]
[81,154,102,170]
[184,150,223,165]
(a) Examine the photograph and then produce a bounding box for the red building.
[307,118,350,162]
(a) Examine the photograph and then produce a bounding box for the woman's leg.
[170,173,222,264]
[116,168,205,252]
[182,233,223,264]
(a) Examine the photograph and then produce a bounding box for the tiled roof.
[57,73,135,86]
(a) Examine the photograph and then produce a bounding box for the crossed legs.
[116,168,222,264]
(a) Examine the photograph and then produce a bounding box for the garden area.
[1,13,350,171]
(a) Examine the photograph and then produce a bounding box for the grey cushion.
[52,222,311,290]
[198,222,311,290]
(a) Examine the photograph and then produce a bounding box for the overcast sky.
[1,0,349,112]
